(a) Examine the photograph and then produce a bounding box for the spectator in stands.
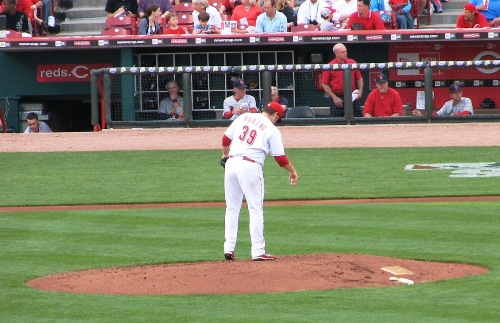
[223,78,258,120]
[388,0,413,29]
[276,0,296,29]
[420,0,443,15]
[41,0,50,22]
[296,0,326,25]
[163,12,188,34]
[105,0,139,18]
[321,43,364,117]
[457,3,489,27]
[413,83,474,116]
[193,0,222,30]
[346,0,385,30]
[193,11,222,32]
[320,6,343,31]
[292,0,305,15]
[371,0,413,29]
[159,80,185,120]
[330,0,357,28]
[219,0,242,16]
[13,0,46,35]
[138,4,162,35]
[1,0,30,33]
[466,0,499,25]
[255,0,288,32]
[138,0,171,19]
[24,112,52,133]
[257,86,289,112]
[231,0,263,33]
[363,74,403,117]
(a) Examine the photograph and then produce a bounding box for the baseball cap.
[267,101,285,118]
[463,3,477,13]
[374,74,388,83]
[449,83,462,93]
[233,78,247,89]
[320,7,336,19]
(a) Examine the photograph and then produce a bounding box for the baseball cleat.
[252,253,276,261]
[224,252,235,261]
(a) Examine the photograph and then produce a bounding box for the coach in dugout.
[24,112,52,133]
[223,79,258,120]
[363,74,403,117]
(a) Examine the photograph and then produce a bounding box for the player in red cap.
[456,3,489,28]
[220,101,298,261]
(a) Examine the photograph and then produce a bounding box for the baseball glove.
[220,156,229,168]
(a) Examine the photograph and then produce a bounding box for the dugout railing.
[90,60,500,130]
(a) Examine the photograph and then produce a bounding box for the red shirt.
[389,0,407,6]
[456,13,489,28]
[231,4,262,27]
[164,26,186,34]
[363,87,403,117]
[321,58,362,95]
[17,0,39,19]
[347,10,385,30]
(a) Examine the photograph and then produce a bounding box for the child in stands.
[163,12,187,34]
[192,11,221,34]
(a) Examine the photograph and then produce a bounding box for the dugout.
[1,29,500,132]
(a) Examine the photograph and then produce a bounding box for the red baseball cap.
[463,3,477,13]
[267,101,285,118]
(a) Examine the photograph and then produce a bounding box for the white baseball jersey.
[436,97,474,116]
[224,113,285,165]
[223,94,258,120]
[223,112,286,258]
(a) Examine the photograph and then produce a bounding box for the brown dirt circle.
[6,123,497,295]
[27,253,489,295]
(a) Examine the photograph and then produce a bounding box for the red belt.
[229,156,255,163]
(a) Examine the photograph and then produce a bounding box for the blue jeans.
[42,0,52,22]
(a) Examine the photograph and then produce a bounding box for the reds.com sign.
[37,63,111,83]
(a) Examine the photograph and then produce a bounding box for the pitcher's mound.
[27,253,488,295]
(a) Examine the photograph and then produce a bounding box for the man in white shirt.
[192,0,223,29]
[330,0,358,26]
[296,0,327,25]
[24,112,52,133]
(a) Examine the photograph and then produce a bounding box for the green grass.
[1,147,500,207]
[0,147,499,322]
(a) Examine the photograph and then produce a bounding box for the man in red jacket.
[321,43,364,117]
[456,3,489,28]
[363,74,403,117]
[346,0,385,30]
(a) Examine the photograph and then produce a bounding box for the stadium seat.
[6,30,23,38]
[101,28,132,36]
[290,24,317,32]
[105,16,137,34]
[285,106,315,118]
[209,0,222,12]
[177,13,194,26]
[171,3,195,13]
